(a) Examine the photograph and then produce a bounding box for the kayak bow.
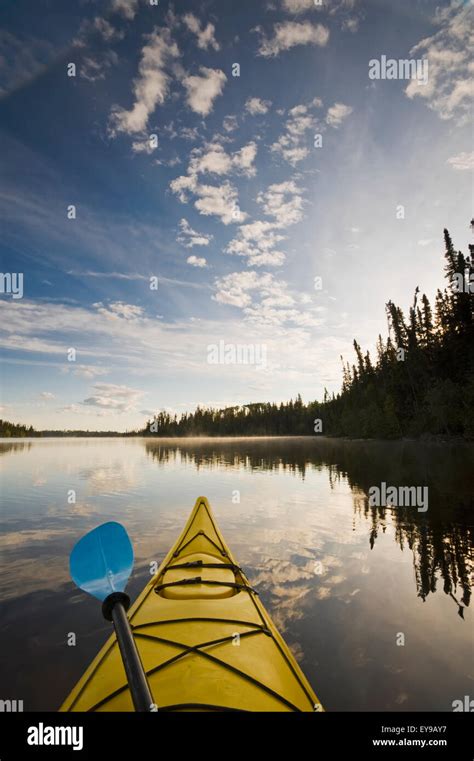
[61,496,322,712]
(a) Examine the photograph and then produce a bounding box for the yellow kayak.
[61,496,322,712]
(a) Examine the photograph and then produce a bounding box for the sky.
[0,0,472,431]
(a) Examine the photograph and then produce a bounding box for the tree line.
[0,421,128,437]
[0,419,36,438]
[143,227,473,439]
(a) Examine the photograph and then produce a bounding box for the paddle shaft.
[110,601,155,712]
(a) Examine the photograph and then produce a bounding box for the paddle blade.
[70,522,134,601]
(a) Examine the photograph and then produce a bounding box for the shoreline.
[1,434,472,444]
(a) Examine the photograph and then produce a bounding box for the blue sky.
[0,0,472,431]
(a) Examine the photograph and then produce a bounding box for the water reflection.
[145,437,474,615]
[0,436,472,711]
[0,440,32,456]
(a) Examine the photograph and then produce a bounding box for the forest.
[0,419,36,437]
[143,228,473,440]
[0,424,127,437]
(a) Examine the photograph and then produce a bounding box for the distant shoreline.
[1,433,471,444]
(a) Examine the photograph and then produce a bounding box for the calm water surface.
[0,437,472,711]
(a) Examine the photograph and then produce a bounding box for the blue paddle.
[70,522,156,712]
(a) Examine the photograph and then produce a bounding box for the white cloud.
[247,250,286,267]
[63,365,109,379]
[258,180,305,226]
[95,301,144,320]
[270,101,321,165]
[69,271,147,281]
[244,302,322,328]
[193,141,257,177]
[170,171,246,225]
[171,139,257,189]
[170,140,257,224]
[178,218,213,248]
[182,66,227,116]
[417,239,434,247]
[257,21,329,57]
[109,28,179,136]
[326,102,353,127]
[405,2,473,124]
[180,126,200,141]
[342,18,359,33]
[0,30,56,98]
[156,156,181,167]
[223,115,238,132]
[282,0,358,15]
[81,51,119,82]
[213,271,276,308]
[189,143,233,175]
[74,15,123,47]
[40,391,55,400]
[131,135,159,154]
[245,96,272,115]
[183,13,220,51]
[187,255,208,267]
[91,17,124,42]
[213,270,324,328]
[60,404,82,414]
[282,0,319,12]
[226,235,286,267]
[82,383,144,412]
[271,142,309,166]
[110,0,139,20]
[208,131,234,146]
[225,180,305,266]
[446,151,474,171]
[232,142,258,176]
[287,104,313,128]
[0,296,341,409]
[169,172,198,202]
[194,181,244,225]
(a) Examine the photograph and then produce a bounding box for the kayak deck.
[61,497,322,712]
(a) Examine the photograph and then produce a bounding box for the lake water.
[0,436,472,711]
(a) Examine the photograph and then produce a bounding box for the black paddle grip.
[102,591,130,621]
